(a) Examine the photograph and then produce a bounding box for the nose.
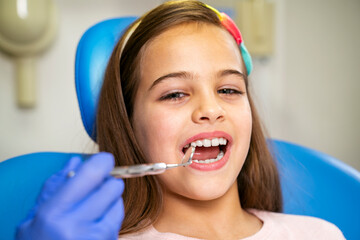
[192,93,225,124]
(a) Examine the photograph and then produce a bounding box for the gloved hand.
[16,153,125,240]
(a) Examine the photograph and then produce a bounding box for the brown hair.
[96,0,282,235]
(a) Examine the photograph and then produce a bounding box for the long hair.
[96,0,282,235]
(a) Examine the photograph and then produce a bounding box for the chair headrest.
[75,17,137,141]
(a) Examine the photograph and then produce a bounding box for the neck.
[154,182,262,239]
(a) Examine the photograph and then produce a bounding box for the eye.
[159,91,187,101]
[218,88,243,95]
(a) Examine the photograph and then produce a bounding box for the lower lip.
[189,146,231,171]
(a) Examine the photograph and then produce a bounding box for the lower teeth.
[192,151,224,164]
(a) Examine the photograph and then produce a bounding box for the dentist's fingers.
[23,156,83,222]
[73,177,124,221]
[58,155,83,176]
[16,153,126,240]
[46,152,115,212]
[104,197,125,230]
[39,156,83,204]
[94,197,125,239]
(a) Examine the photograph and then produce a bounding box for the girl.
[16,1,345,239]
[97,0,344,239]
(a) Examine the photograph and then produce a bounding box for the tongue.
[193,146,220,160]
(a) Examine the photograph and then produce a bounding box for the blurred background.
[0,0,359,170]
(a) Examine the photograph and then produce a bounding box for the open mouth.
[182,137,228,164]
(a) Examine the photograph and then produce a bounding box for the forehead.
[139,23,244,76]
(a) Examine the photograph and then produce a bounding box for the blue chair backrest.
[1,17,359,240]
[272,140,360,240]
[75,17,136,141]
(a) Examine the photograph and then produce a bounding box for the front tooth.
[203,139,211,147]
[211,138,219,146]
[196,140,203,147]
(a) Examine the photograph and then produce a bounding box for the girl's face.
[132,23,252,201]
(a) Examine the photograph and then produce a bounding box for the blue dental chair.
[0,17,359,240]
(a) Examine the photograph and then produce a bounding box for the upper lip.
[180,131,233,151]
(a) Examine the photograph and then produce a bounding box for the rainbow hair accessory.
[121,3,253,75]
[205,4,253,75]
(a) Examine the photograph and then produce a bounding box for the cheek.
[230,101,253,158]
[229,100,252,132]
[240,105,252,147]
[242,106,253,134]
[133,105,185,162]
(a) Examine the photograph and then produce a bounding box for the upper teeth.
[184,137,227,148]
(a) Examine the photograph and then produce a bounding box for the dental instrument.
[110,146,195,178]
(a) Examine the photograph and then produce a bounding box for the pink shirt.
[119,209,345,240]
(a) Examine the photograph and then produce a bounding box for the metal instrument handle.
[110,146,195,178]
[110,162,167,178]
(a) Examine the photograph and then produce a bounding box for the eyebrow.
[148,71,191,91]
[148,69,246,91]
[218,69,246,81]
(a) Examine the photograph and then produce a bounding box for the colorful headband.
[121,3,253,75]
[205,4,253,75]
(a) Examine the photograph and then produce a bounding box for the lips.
[181,131,232,171]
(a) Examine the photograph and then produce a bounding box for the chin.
[183,182,232,201]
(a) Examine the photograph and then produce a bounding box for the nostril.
[197,109,225,123]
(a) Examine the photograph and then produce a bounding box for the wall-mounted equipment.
[0,0,58,108]
[236,0,274,57]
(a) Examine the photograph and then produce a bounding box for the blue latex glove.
[16,153,125,240]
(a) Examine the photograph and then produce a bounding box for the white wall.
[0,0,359,171]
[280,0,360,169]
[0,0,161,159]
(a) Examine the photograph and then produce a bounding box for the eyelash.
[159,88,243,101]
[218,88,244,95]
[160,92,187,101]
